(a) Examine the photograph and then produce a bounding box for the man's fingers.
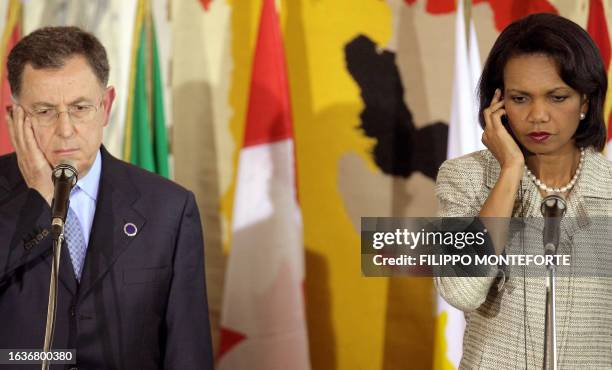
[6,106,17,148]
[22,116,41,157]
[10,106,26,153]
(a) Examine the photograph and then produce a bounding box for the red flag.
[476,0,557,31]
[199,0,213,11]
[403,0,558,30]
[587,0,611,67]
[586,0,612,146]
[217,0,310,369]
[0,1,21,155]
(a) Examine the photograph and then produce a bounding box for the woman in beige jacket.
[435,13,612,369]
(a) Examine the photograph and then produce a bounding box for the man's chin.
[49,156,81,174]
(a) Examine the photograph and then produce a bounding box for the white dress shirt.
[68,149,101,247]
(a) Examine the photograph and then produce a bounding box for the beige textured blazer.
[435,147,612,369]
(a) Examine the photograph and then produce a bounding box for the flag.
[22,0,139,159]
[123,0,169,177]
[0,0,20,155]
[217,0,310,369]
[434,1,482,369]
[445,0,483,161]
[200,0,213,11]
[585,0,612,159]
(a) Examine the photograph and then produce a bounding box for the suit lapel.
[0,154,78,294]
[51,241,79,295]
[0,174,9,194]
[77,148,145,300]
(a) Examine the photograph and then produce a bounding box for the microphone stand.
[41,163,77,370]
[543,243,558,370]
[541,195,566,370]
[42,225,64,370]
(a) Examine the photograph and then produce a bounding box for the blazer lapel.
[482,148,612,243]
[77,148,145,300]
[573,148,612,200]
[562,148,612,239]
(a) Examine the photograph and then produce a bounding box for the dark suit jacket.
[0,147,213,370]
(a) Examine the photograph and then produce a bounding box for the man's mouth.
[54,148,79,155]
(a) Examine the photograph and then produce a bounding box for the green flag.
[125,0,169,178]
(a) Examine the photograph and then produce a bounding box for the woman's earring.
[580,112,586,120]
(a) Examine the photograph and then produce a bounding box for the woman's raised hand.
[481,89,524,170]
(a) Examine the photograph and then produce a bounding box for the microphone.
[50,161,78,238]
[540,194,567,256]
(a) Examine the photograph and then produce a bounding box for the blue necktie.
[65,200,87,281]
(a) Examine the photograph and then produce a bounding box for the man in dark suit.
[0,26,213,369]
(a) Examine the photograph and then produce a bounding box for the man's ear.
[102,86,116,127]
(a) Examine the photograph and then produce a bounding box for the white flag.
[434,1,482,369]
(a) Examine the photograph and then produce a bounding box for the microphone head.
[540,194,567,217]
[52,160,78,186]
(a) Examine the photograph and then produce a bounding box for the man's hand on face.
[6,105,54,205]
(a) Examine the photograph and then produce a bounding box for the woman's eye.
[551,95,568,102]
[511,96,526,103]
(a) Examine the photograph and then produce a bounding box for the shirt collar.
[75,150,101,202]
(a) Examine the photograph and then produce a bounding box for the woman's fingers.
[490,89,503,107]
[482,90,524,169]
[491,108,507,131]
[484,89,504,130]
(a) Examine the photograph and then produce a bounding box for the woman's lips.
[528,132,551,142]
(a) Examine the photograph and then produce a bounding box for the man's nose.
[55,111,75,138]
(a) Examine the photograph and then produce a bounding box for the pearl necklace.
[524,147,585,194]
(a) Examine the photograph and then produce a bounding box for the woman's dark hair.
[7,26,109,98]
[478,13,608,151]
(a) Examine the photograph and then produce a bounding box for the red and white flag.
[217,0,310,369]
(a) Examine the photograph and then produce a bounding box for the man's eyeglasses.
[19,99,104,127]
